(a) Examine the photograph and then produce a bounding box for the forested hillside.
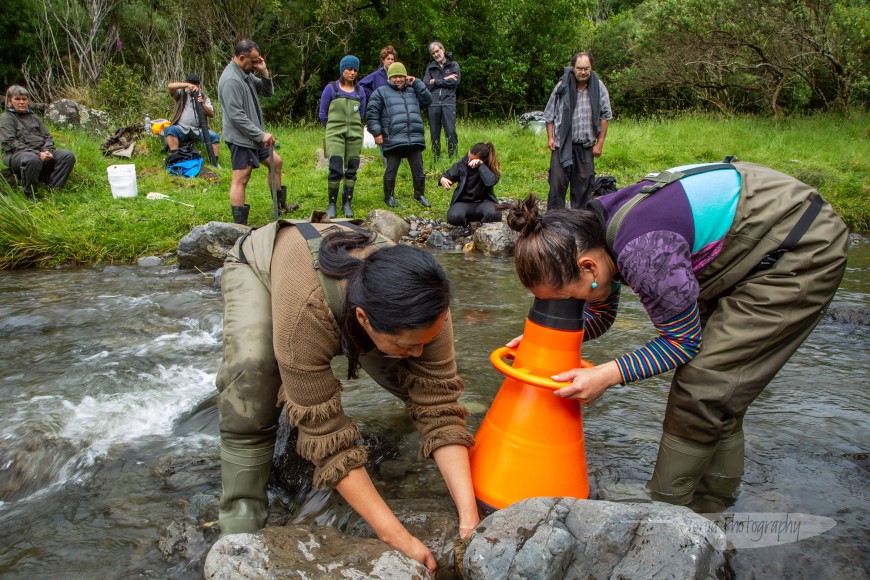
[1,0,867,125]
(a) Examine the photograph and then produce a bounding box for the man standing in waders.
[319,55,365,218]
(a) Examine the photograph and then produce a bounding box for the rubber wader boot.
[647,433,718,506]
[691,430,745,513]
[384,178,398,208]
[276,186,299,214]
[231,204,250,226]
[219,442,274,536]
[413,177,431,207]
[326,181,340,219]
[342,181,355,218]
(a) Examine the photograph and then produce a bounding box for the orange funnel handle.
[490,346,594,391]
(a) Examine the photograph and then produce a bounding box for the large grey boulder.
[45,99,109,133]
[463,497,726,579]
[367,209,410,242]
[177,221,247,270]
[473,222,518,257]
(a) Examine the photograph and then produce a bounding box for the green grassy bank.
[1,112,868,269]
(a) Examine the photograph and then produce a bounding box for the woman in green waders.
[319,55,365,218]
[216,221,479,573]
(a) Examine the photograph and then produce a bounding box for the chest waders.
[325,82,364,219]
[599,158,846,511]
[216,218,390,535]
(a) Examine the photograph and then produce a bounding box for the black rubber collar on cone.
[527,298,586,331]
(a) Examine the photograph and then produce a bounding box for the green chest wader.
[601,158,826,508]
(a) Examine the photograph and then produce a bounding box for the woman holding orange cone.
[501,160,848,512]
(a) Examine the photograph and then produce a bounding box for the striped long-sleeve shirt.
[587,164,742,384]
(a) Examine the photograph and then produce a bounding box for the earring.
[591,277,599,289]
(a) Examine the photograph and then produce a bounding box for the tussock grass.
[1,111,867,269]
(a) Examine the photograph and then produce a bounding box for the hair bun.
[504,195,542,237]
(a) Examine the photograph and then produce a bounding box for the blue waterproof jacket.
[365,79,432,154]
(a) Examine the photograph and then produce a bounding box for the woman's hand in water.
[551,360,622,404]
[387,530,437,572]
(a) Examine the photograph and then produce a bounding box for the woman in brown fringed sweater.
[216,221,479,573]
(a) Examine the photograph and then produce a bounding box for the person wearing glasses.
[422,41,460,160]
[543,52,612,211]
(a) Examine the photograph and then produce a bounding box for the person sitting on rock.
[0,85,76,199]
[440,142,503,228]
[165,73,221,162]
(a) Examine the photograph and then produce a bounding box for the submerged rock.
[205,525,431,579]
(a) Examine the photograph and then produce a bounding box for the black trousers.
[446,200,502,226]
[9,149,76,198]
[547,143,594,210]
[384,149,425,182]
[428,105,457,158]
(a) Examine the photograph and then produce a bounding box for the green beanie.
[387,62,407,79]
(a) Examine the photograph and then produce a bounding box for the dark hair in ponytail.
[501,195,606,289]
[317,229,452,378]
[469,142,501,177]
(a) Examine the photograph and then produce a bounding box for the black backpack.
[164,143,201,167]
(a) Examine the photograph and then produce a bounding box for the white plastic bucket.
[107,164,138,198]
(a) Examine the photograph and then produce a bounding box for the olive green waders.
[325,86,363,218]
[215,218,397,535]
[604,162,849,508]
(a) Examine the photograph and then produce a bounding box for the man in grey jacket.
[218,39,296,225]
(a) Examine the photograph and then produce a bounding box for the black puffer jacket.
[365,79,432,154]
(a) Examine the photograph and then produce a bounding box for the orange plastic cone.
[470,298,591,512]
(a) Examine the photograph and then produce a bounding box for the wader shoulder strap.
[748,193,824,275]
[237,219,387,321]
[295,222,345,321]
[606,161,737,248]
[295,221,390,322]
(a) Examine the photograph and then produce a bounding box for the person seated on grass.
[0,85,75,199]
[439,142,503,228]
[166,73,221,161]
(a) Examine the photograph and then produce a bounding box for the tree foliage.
[599,0,870,117]
[0,0,866,121]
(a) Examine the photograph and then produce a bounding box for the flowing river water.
[0,242,867,579]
